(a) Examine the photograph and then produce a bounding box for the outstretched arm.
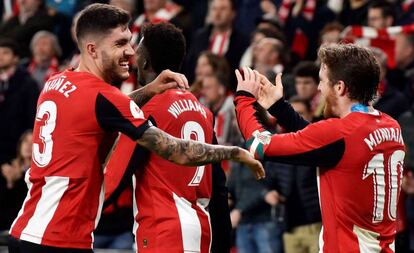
[137,126,265,179]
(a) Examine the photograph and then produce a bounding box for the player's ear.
[86,42,98,59]
[336,80,347,96]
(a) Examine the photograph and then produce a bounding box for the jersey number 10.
[363,150,405,223]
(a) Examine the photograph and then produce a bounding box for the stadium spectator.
[235,44,406,252]
[0,0,54,59]
[228,162,285,253]
[367,0,395,29]
[253,38,287,81]
[338,0,371,26]
[8,4,263,253]
[0,39,39,165]
[263,96,321,253]
[201,72,243,172]
[131,0,191,45]
[371,47,409,119]
[0,130,32,232]
[319,22,344,46]
[293,61,324,119]
[104,22,232,253]
[185,0,249,84]
[395,33,414,102]
[190,51,230,99]
[28,30,61,89]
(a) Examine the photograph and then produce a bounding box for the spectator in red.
[28,30,61,89]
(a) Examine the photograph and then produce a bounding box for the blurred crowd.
[1,0,414,252]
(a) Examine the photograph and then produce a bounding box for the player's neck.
[340,100,375,118]
[75,58,106,83]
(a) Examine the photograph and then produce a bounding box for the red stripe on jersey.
[10,175,46,239]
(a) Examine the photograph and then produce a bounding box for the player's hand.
[230,209,242,228]
[147,69,189,95]
[264,190,284,206]
[257,73,284,110]
[236,148,265,180]
[235,67,261,98]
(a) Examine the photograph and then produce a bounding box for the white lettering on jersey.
[130,100,144,119]
[43,76,77,98]
[168,99,207,119]
[364,127,404,151]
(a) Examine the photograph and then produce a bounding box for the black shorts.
[8,236,94,253]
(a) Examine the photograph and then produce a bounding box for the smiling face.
[95,26,134,84]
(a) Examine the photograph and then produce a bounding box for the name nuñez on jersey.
[168,99,207,119]
[42,76,77,98]
[364,127,404,151]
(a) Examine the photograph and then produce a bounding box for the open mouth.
[119,62,129,71]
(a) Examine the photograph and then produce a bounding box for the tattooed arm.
[137,127,265,179]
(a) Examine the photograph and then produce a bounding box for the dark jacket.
[0,66,39,164]
[0,8,54,59]
[185,25,249,87]
[263,162,321,231]
[228,163,275,224]
[374,82,410,120]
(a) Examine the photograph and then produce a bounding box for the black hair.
[141,22,186,74]
[75,3,130,44]
[369,0,395,19]
[0,39,19,57]
[293,61,319,84]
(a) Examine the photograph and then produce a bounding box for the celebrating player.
[234,44,405,252]
[105,22,232,253]
[8,4,264,253]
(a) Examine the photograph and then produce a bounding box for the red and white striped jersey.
[105,89,215,253]
[235,93,406,253]
[9,69,150,249]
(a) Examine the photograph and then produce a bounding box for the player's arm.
[129,69,189,107]
[96,90,264,180]
[235,68,344,168]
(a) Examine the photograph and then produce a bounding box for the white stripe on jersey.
[91,182,105,247]
[10,169,33,233]
[132,175,139,253]
[317,168,324,253]
[353,225,381,253]
[173,193,202,253]
[196,201,212,253]
[20,176,69,244]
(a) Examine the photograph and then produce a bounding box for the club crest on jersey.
[130,100,144,119]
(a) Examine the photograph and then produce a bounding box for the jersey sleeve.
[267,97,310,132]
[96,89,152,141]
[104,134,149,207]
[234,92,345,167]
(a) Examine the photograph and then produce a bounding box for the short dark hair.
[0,39,19,56]
[318,44,380,105]
[75,3,130,44]
[141,22,186,74]
[293,61,319,84]
[369,0,395,19]
[289,95,312,113]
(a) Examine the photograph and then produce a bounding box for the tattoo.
[138,127,241,166]
[128,86,153,107]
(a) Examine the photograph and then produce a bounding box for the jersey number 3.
[33,101,57,167]
[363,150,405,223]
[181,121,205,186]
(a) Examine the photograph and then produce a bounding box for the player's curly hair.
[141,23,186,74]
[318,44,380,105]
